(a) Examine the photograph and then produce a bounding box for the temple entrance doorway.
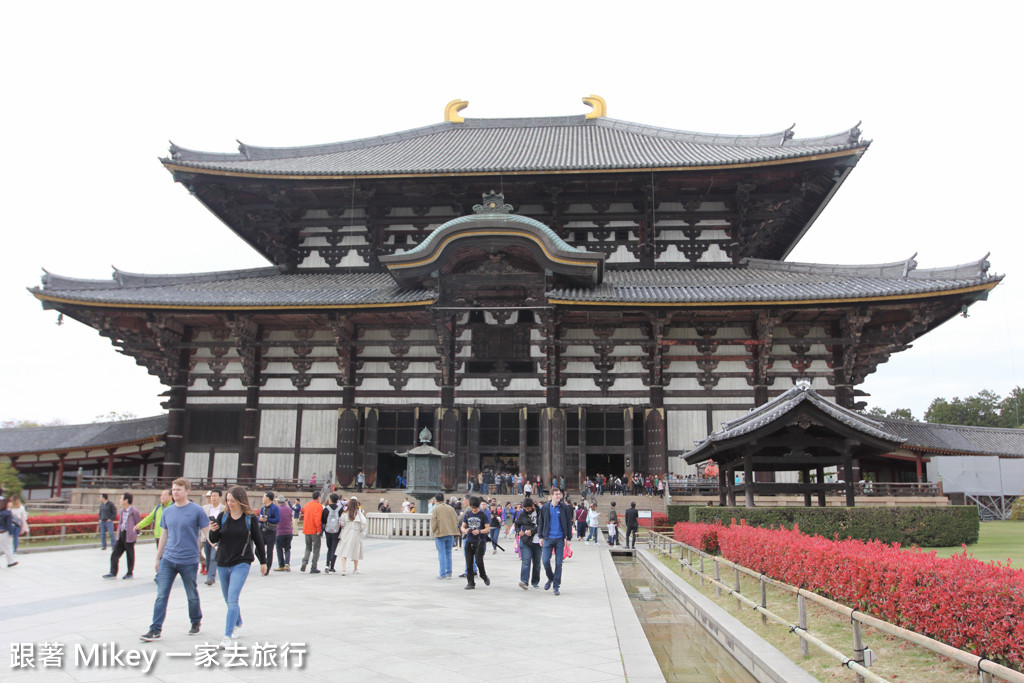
[586,453,625,480]
[376,453,407,489]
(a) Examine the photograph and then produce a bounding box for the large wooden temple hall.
[30,96,1001,490]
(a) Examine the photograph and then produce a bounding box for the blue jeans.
[434,535,454,577]
[542,537,565,590]
[203,541,218,580]
[12,526,21,553]
[586,526,599,543]
[489,527,500,549]
[99,521,114,550]
[519,540,541,586]
[150,559,201,633]
[217,563,251,637]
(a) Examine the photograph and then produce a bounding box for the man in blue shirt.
[140,478,210,641]
[538,487,573,596]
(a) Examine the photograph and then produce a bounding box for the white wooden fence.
[365,513,433,539]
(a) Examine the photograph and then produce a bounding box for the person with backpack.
[321,494,344,573]
[207,486,267,649]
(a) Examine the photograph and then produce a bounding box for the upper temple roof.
[163,115,868,177]
[31,256,999,309]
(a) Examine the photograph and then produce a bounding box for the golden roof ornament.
[444,99,468,123]
[582,94,607,119]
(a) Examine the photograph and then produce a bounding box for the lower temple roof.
[31,257,1000,310]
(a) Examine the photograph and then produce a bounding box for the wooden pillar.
[466,407,480,485]
[623,407,634,478]
[718,462,728,506]
[816,466,826,507]
[743,452,754,508]
[578,407,588,489]
[802,468,812,507]
[519,407,528,480]
[843,449,856,507]
[239,385,260,482]
[55,453,66,497]
[106,448,116,477]
[162,330,193,477]
[726,466,737,506]
[915,452,924,483]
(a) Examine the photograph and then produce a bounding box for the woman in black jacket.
[208,486,268,649]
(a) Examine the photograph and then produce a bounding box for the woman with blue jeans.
[208,486,267,649]
[585,503,600,544]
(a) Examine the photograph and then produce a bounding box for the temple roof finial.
[444,99,469,123]
[582,94,607,119]
[473,191,513,214]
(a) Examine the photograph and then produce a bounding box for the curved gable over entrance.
[380,193,605,291]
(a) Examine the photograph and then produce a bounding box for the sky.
[1,2,1021,426]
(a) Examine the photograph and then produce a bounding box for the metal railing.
[646,530,1023,683]
[77,475,312,491]
[666,481,941,497]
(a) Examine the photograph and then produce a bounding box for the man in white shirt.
[201,489,224,586]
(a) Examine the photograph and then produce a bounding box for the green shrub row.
[685,506,979,547]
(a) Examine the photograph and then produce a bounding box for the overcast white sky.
[2,2,1020,426]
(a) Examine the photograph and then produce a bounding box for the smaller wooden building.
[684,382,904,507]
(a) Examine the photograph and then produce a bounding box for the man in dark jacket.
[624,501,640,549]
[538,487,573,596]
[514,498,542,590]
[258,492,280,575]
[98,494,117,551]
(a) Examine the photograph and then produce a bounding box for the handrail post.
[760,576,767,625]
[699,554,705,587]
[852,619,866,683]
[713,558,721,597]
[734,566,742,609]
[60,523,67,545]
[798,593,809,657]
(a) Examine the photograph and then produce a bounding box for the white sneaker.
[231,625,244,639]
[219,638,232,649]
[353,569,360,575]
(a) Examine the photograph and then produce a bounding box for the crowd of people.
[581,473,665,498]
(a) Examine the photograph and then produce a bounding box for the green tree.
[925,389,1002,427]
[0,462,23,499]
[93,411,137,423]
[864,406,916,421]
[997,387,1024,428]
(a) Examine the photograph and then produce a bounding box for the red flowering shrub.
[714,524,1024,668]
[25,514,97,537]
[673,521,722,554]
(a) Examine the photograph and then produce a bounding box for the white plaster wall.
[259,411,297,449]
[298,454,336,481]
[301,411,338,449]
[668,410,708,453]
[212,452,238,479]
[183,452,209,480]
[256,453,293,480]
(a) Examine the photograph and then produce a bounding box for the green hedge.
[689,506,979,547]
[666,505,693,527]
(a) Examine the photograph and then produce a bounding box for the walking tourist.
[338,497,367,575]
[460,496,490,589]
[301,491,323,574]
[274,496,294,571]
[430,493,458,579]
[140,477,209,641]
[488,503,502,554]
[208,485,268,649]
[0,498,18,568]
[136,489,171,546]
[104,492,142,579]
[585,503,600,544]
[624,501,639,549]
[515,497,541,590]
[322,493,344,573]
[8,495,27,554]
[538,487,572,596]
[607,500,619,546]
[574,501,587,541]
[202,489,225,586]
[258,492,279,574]
[98,493,116,551]
[356,470,365,493]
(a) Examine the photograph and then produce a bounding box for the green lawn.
[918,520,1024,566]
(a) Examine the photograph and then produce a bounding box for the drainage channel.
[613,553,757,683]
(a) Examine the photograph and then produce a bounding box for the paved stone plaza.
[3,538,665,682]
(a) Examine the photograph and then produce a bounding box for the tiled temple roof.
[875,418,1024,458]
[163,115,867,177]
[684,383,904,463]
[32,257,998,309]
[0,415,167,456]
